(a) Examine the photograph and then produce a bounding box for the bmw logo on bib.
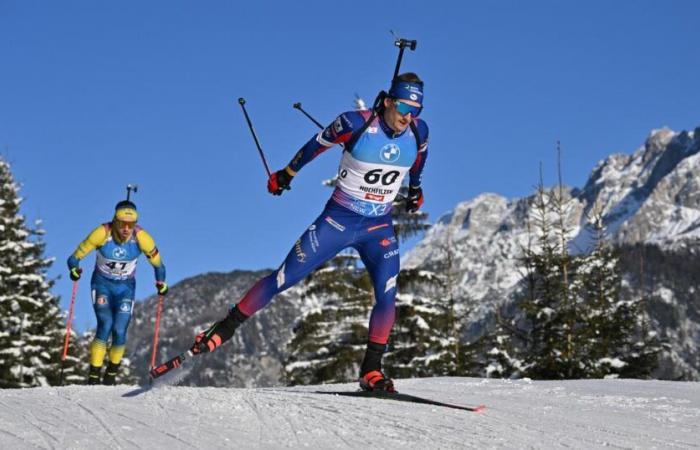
[113,247,127,259]
[380,144,401,163]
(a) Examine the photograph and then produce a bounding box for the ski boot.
[191,306,248,354]
[102,362,120,385]
[87,365,102,385]
[359,370,395,393]
[358,341,395,393]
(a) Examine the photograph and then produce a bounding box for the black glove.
[156,281,168,296]
[267,168,293,196]
[69,267,82,281]
[406,186,424,213]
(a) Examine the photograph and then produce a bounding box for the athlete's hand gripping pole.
[149,294,165,369]
[59,280,79,386]
[238,97,272,178]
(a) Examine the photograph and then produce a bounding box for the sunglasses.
[116,220,136,229]
[392,99,422,117]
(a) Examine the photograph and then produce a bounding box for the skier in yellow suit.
[67,200,167,385]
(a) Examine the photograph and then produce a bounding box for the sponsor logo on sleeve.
[292,149,304,166]
[334,117,344,134]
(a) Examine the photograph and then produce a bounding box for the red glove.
[267,168,293,195]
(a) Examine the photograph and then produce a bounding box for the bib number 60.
[364,169,400,186]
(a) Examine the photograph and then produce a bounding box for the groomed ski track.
[0,377,698,449]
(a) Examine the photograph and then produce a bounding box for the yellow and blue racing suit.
[67,223,165,367]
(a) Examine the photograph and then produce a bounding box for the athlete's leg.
[356,225,399,346]
[89,280,113,384]
[354,220,399,391]
[109,283,134,361]
[194,208,353,353]
[103,283,134,385]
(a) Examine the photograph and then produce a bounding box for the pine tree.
[385,268,452,378]
[0,157,70,387]
[495,175,660,380]
[572,214,660,378]
[284,267,373,385]
[515,175,577,378]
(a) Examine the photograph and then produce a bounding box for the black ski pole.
[126,184,138,201]
[392,37,417,82]
[238,98,272,177]
[292,102,324,130]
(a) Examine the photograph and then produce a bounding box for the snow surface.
[0,378,698,449]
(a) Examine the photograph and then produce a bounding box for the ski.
[149,349,194,381]
[122,349,195,398]
[315,390,486,412]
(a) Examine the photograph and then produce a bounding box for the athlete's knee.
[112,313,132,347]
[111,326,128,346]
[376,275,398,305]
[94,313,113,341]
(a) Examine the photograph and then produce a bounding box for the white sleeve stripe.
[316,132,335,148]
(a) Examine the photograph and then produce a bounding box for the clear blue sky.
[3,1,699,331]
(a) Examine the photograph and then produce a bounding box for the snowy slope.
[0,378,698,449]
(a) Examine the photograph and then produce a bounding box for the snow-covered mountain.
[1,378,698,448]
[404,126,700,379]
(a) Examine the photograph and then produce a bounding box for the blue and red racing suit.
[236,110,428,345]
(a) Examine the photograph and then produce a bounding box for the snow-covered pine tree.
[0,157,71,387]
[515,175,577,379]
[469,304,523,378]
[385,268,451,378]
[572,214,660,378]
[497,175,660,380]
[284,266,373,385]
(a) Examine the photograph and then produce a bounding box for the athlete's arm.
[285,111,369,176]
[67,224,109,269]
[135,228,166,282]
[409,119,429,188]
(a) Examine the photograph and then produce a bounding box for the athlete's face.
[114,219,136,241]
[383,98,422,133]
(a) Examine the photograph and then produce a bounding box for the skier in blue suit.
[193,73,428,392]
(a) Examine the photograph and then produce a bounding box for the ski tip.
[473,405,486,413]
